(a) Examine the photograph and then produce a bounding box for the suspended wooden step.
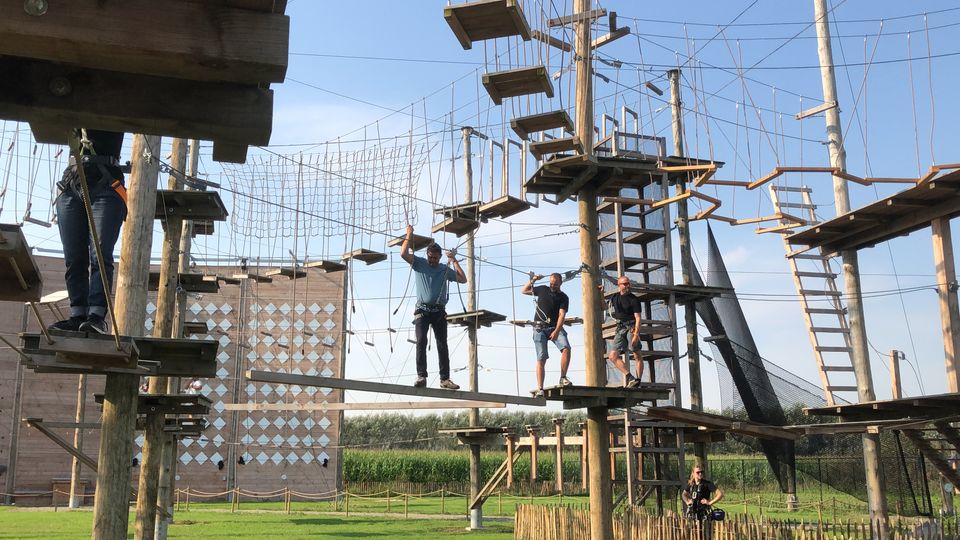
[544,384,671,410]
[439,426,513,444]
[305,260,347,273]
[444,0,532,50]
[191,220,215,236]
[600,256,669,273]
[232,272,273,283]
[209,274,241,285]
[599,227,665,245]
[148,271,220,293]
[529,136,581,160]
[136,417,207,438]
[387,233,435,252]
[21,331,139,370]
[133,336,219,377]
[479,195,530,219]
[0,223,43,302]
[96,393,212,416]
[447,309,507,328]
[482,66,553,105]
[432,216,480,237]
[264,267,307,279]
[342,248,387,265]
[182,321,209,337]
[511,110,573,140]
[155,190,228,222]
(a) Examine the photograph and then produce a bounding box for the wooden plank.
[479,195,531,219]
[341,249,386,265]
[245,370,547,406]
[644,406,799,440]
[222,400,506,411]
[549,8,606,27]
[264,267,307,279]
[0,0,289,84]
[304,260,347,273]
[156,190,229,221]
[530,30,572,52]
[482,66,554,105]
[387,233,434,251]
[529,136,581,159]
[0,223,43,302]
[444,0,532,50]
[24,419,98,471]
[0,56,273,160]
[591,27,630,49]
[511,110,574,140]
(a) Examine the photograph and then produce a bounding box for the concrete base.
[469,508,483,530]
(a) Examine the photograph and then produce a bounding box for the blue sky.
[3,0,960,413]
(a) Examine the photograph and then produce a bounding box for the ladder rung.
[796,271,837,278]
[810,327,849,333]
[806,307,845,314]
[822,365,855,372]
[778,202,817,209]
[816,346,852,353]
[826,385,858,392]
[794,253,829,260]
[771,185,813,193]
[800,289,842,296]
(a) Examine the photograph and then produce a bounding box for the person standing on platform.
[607,275,643,387]
[400,224,467,390]
[48,129,127,334]
[521,272,573,398]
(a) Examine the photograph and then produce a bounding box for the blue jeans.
[414,309,450,379]
[533,327,570,361]
[55,167,126,319]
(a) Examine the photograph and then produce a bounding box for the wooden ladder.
[769,185,856,405]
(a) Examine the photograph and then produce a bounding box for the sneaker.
[48,316,85,332]
[558,376,573,387]
[439,379,460,390]
[530,389,545,398]
[413,376,427,388]
[79,315,108,334]
[625,374,641,389]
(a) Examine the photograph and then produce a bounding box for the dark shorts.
[612,323,642,355]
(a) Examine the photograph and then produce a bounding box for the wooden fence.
[514,505,960,540]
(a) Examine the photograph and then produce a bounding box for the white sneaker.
[439,379,460,390]
[558,376,573,387]
[530,389,545,398]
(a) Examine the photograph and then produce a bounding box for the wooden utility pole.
[156,138,199,540]
[4,305,28,505]
[668,69,707,475]
[68,373,88,508]
[932,218,960,392]
[573,1,612,538]
[813,2,889,536]
[463,126,483,530]
[135,138,187,540]
[93,134,161,540]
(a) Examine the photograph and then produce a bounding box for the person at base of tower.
[682,464,724,521]
[48,129,127,335]
[521,272,573,398]
[400,224,466,390]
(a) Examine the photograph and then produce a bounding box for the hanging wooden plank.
[0,0,289,84]
[482,66,554,105]
[0,223,43,302]
[444,0,531,50]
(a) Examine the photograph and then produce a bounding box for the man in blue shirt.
[401,224,467,389]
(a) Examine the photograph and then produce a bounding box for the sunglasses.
[694,471,703,474]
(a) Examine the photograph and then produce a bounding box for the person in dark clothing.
[521,272,572,397]
[400,224,467,390]
[682,465,724,520]
[607,275,643,387]
[48,129,127,334]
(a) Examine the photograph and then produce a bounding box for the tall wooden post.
[68,373,88,508]
[668,69,707,474]
[573,1,612,538]
[462,127,483,530]
[889,351,902,399]
[93,134,161,540]
[813,2,889,536]
[4,305,28,504]
[932,218,960,392]
[527,426,539,483]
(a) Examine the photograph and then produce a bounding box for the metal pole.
[813,2,889,536]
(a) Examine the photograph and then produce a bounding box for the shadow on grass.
[290,517,395,536]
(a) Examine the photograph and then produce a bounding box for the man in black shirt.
[521,272,573,397]
[48,129,127,334]
[607,275,642,387]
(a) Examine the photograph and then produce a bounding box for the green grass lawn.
[0,507,514,540]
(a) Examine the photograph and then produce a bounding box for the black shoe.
[625,374,641,389]
[79,315,108,334]
[414,376,427,388]
[48,316,85,332]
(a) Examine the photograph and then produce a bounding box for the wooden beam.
[0,0,289,84]
[794,100,837,120]
[222,400,506,411]
[24,418,98,471]
[645,406,799,440]
[557,162,598,202]
[0,56,273,159]
[591,27,630,49]
[531,30,572,52]
[245,370,546,406]
[549,8,606,27]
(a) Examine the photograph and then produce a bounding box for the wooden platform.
[787,171,960,257]
[156,190,229,222]
[148,272,220,293]
[524,153,718,202]
[644,406,798,440]
[479,196,531,220]
[804,391,960,422]
[440,426,513,444]
[446,309,507,328]
[432,216,481,237]
[264,267,307,279]
[182,321,209,336]
[96,393,212,416]
[20,331,139,370]
[135,417,207,438]
[245,370,547,406]
[628,283,732,304]
[543,384,672,410]
[305,260,347,273]
[511,316,583,327]
[511,110,573,140]
[529,137,581,160]
[444,0,531,50]
[387,233,435,252]
[0,223,43,302]
[342,248,387,265]
[482,66,554,105]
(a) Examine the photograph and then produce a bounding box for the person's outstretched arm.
[400,224,415,265]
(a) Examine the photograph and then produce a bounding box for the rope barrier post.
[498,492,502,516]
[185,488,190,512]
[404,493,408,519]
[441,489,445,515]
[832,496,836,523]
[175,489,180,512]
[387,490,392,513]
[758,495,762,519]
[345,491,350,516]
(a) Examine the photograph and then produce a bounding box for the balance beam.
[222,400,506,411]
[245,370,546,406]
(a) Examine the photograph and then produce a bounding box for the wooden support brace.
[24,418,98,471]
